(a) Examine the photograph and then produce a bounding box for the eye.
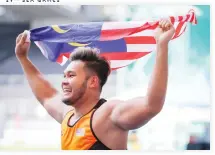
[68,74,75,78]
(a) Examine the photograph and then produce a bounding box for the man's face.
[61,60,88,105]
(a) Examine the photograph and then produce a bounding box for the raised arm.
[15,31,68,123]
[110,19,175,130]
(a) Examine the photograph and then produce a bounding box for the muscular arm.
[110,20,175,130]
[16,31,69,123]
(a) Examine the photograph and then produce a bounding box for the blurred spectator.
[186,135,210,150]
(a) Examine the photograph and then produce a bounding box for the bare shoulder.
[92,99,128,149]
[93,99,124,125]
[97,99,123,115]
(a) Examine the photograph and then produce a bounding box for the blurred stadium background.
[0,5,210,150]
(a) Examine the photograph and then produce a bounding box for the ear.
[88,76,100,89]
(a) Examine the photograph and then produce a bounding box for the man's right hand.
[15,31,30,59]
[14,30,68,124]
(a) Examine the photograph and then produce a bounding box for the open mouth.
[63,88,72,93]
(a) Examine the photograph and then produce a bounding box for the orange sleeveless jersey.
[61,99,111,150]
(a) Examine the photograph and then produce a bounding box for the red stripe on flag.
[111,66,127,71]
[190,12,195,23]
[188,9,197,24]
[56,53,70,65]
[100,29,135,41]
[61,53,70,58]
[178,16,183,21]
[174,26,187,39]
[172,22,185,39]
[100,22,159,41]
[185,14,190,21]
[56,55,64,64]
[101,52,151,60]
[56,51,151,62]
[125,36,156,44]
[194,13,197,24]
[170,16,175,25]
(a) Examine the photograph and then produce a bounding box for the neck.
[73,93,100,118]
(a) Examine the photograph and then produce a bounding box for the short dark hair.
[69,47,111,90]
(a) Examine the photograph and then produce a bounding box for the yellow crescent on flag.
[51,25,91,47]
[52,25,71,34]
[68,42,91,47]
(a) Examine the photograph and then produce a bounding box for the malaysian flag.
[28,10,197,70]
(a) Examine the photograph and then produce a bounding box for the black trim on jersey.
[89,141,111,150]
[67,98,106,128]
[89,99,111,150]
[63,109,74,120]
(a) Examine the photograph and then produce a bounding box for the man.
[15,19,175,150]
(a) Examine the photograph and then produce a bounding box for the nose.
[62,78,69,86]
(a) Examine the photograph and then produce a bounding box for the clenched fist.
[154,19,175,45]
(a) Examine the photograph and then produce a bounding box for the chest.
[61,111,97,150]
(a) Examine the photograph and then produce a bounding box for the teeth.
[64,89,71,92]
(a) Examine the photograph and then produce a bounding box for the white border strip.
[0,2,212,155]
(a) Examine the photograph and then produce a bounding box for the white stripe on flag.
[59,56,68,66]
[127,30,154,37]
[175,16,180,22]
[127,22,181,37]
[35,41,49,59]
[102,21,147,30]
[188,13,193,22]
[178,22,187,37]
[127,44,156,52]
[173,22,181,29]
[182,15,187,22]
[110,59,135,68]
